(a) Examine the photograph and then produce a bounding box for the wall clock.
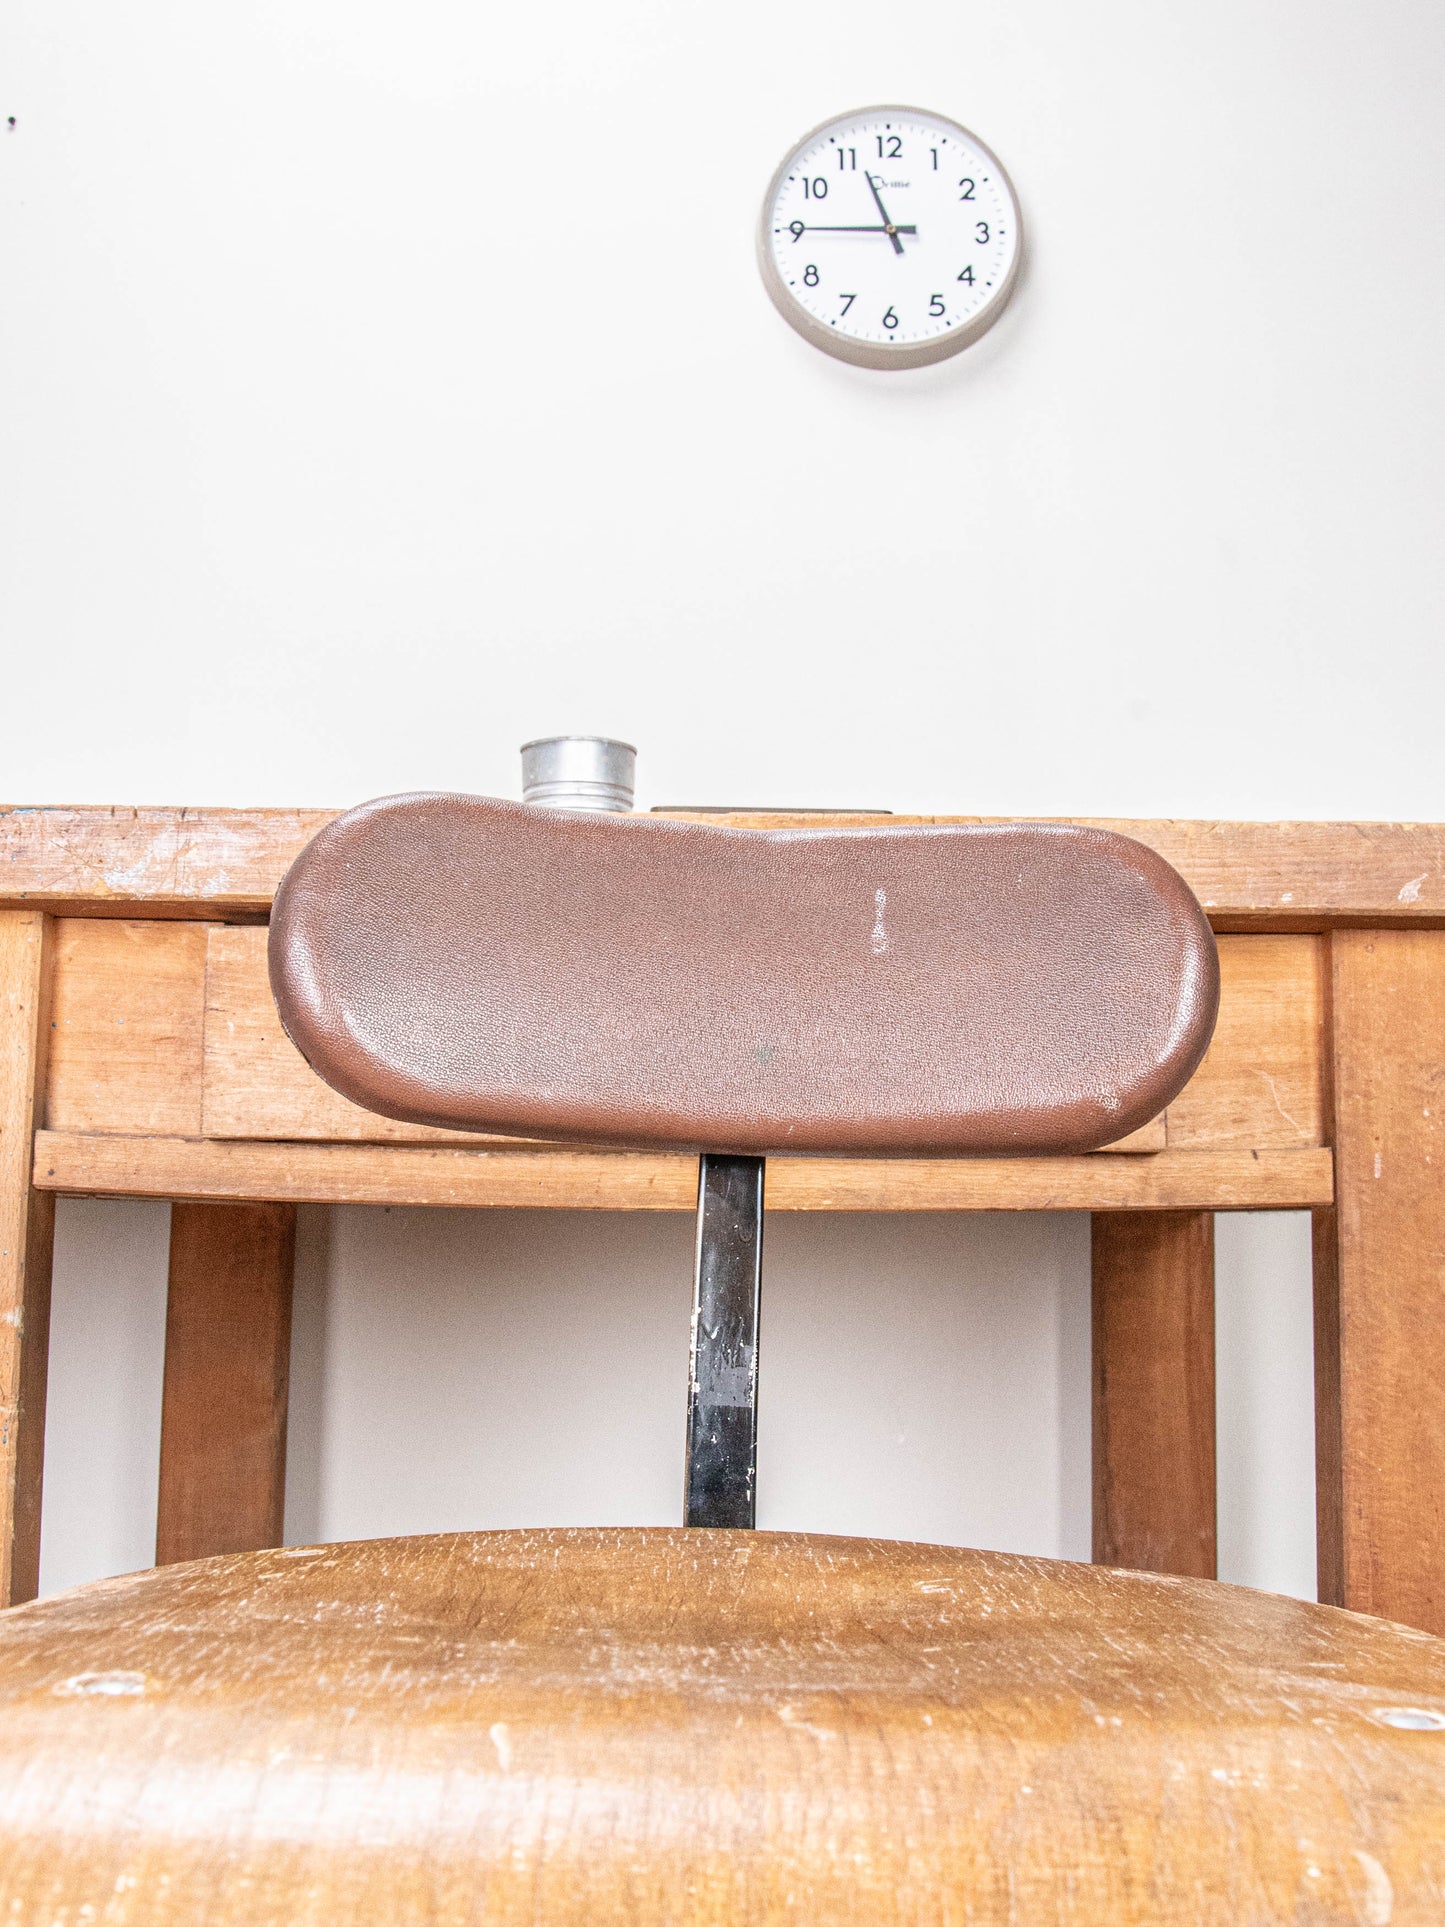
[757,106,1022,371]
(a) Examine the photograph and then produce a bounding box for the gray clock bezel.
[756,105,1023,371]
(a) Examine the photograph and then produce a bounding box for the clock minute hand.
[864,172,905,255]
[802,223,918,234]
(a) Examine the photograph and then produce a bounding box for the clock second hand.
[864,172,906,255]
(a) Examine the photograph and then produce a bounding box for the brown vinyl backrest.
[268,794,1219,1157]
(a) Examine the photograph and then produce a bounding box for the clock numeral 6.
[929,294,946,317]
[882,307,898,331]
[803,264,819,287]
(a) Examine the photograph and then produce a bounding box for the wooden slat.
[1166,935,1324,1149]
[156,1202,296,1566]
[1313,1204,1345,1613]
[1313,931,1445,1634]
[1092,1211,1216,1577]
[32,1132,1333,1212]
[0,912,55,1606]
[3,806,1444,926]
[199,923,1164,1152]
[0,806,333,918]
[46,919,208,1135]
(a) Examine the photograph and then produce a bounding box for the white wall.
[8,0,1443,1599]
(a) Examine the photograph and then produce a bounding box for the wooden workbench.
[2,809,1443,1634]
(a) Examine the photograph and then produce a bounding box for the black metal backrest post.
[684,1154,765,1528]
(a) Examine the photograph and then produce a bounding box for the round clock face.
[757,106,1022,370]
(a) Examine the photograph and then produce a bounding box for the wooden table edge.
[31,1133,1334,1213]
[3,809,1443,926]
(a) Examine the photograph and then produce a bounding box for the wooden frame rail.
[2,808,1443,1639]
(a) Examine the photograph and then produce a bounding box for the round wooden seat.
[1,1529,1442,1923]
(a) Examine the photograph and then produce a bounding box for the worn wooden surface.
[156,1203,295,1567]
[0,915,54,1609]
[1,1529,1444,1922]
[1092,1211,1217,1578]
[46,918,208,1137]
[1165,934,1324,1149]
[4,805,1445,926]
[0,807,333,919]
[31,1132,1334,1212]
[1314,932,1445,1635]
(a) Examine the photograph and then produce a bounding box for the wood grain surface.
[0,806,334,918]
[156,1203,295,1567]
[30,1131,1334,1212]
[0,915,53,1608]
[1314,931,1445,1635]
[1,1529,1444,1922]
[1092,1211,1217,1577]
[4,805,1445,926]
[45,919,208,1137]
[1165,934,1325,1148]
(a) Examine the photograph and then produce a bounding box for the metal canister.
[520,736,636,813]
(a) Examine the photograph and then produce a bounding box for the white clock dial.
[758,106,1022,370]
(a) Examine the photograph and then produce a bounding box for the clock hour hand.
[864,172,905,255]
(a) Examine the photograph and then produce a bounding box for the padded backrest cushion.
[269,795,1219,1157]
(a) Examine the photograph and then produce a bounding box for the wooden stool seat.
[1,1528,1443,1923]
